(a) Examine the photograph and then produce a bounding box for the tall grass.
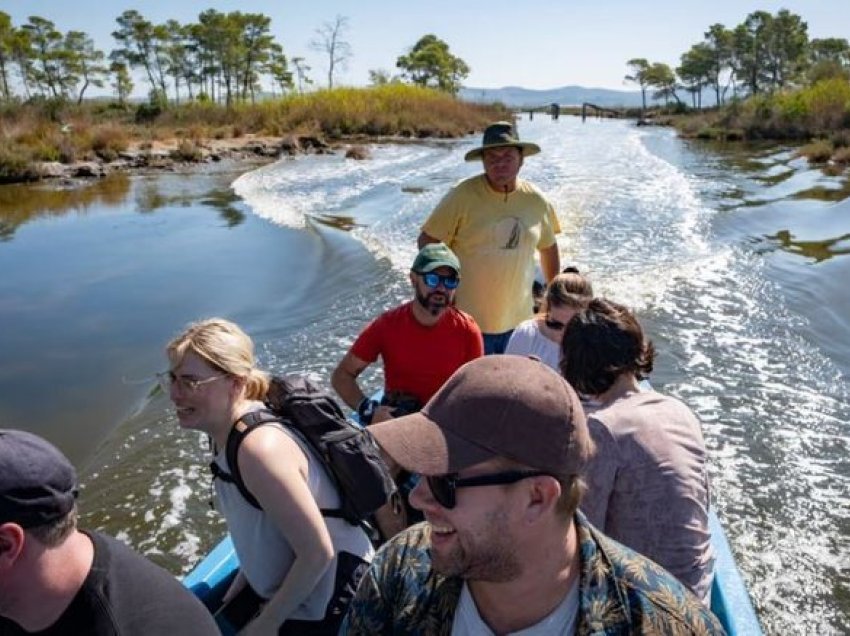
[155,84,506,138]
[674,78,850,141]
[0,86,507,180]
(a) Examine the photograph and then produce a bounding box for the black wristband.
[357,397,379,425]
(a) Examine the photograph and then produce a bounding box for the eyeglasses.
[426,470,549,509]
[156,371,227,394]
[421,272,460,290]
[544,315,566,330]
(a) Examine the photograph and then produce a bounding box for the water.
[1,118,848,633]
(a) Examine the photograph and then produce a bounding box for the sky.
[4,1,849,92]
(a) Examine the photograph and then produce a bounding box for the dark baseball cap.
[0,429,78,528]
[369,355,593,476]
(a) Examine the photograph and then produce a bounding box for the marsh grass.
[0,86,506,179]
[674,78,850,143]
[797,139,834,163]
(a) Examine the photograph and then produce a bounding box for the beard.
[430,509,522,582]
[415,289,452,317]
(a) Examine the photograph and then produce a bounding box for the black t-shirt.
[0,530,218,635]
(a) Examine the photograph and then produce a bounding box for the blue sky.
[4,1,848,91]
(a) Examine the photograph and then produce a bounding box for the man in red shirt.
[332,243,484,425]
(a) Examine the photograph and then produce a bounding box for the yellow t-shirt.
[422,174,560,334]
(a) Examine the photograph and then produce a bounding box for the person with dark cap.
[418,121,561,355]
[332,243,483,540]
[340,356,725,635]
[0,429,218,635]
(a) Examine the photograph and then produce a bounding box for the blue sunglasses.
[421,272,460,290]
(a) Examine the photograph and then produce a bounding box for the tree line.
[625,8,850,110]
[0,9,471,108]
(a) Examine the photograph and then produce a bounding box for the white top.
[451,580,579,636]
[213,420,374,620]
[505,318,561,371]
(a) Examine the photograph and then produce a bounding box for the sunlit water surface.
[0,117,848,633]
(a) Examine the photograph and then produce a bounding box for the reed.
[673,78,850,142]
[0,86,506,179]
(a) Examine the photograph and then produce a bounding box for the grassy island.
[0,85,507,183]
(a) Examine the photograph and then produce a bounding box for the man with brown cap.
[418,121,561,355]
[340,356,725,635]
[0,429,218,635]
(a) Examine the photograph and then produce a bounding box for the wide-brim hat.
[464,121,541,162]
[368,355,592,477]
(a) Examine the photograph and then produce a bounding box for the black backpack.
[209,374,396,526]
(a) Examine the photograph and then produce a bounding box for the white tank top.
[213,420,374,620]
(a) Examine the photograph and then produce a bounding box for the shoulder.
[576,516,723,633]
[512,318,540,336]
[347,524,460,628]
[446,307,481,330]
[516,178,549,198]
[375,303,413,325]
[84,532,219,633]
[238,419,307,474]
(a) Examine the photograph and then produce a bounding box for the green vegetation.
[395,35,469,95]
[0,85,506,181]
[625,8,850,167]
[0,8,483,182]
[627,9,848,110]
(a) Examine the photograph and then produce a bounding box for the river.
[0,115,848,634]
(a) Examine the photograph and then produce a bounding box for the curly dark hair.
[559,298,655,395]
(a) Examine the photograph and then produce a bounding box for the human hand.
[371,405,395,423]
[237,608,278,636]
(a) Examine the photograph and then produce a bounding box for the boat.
[184,509,760,634]
[184,384,762,636]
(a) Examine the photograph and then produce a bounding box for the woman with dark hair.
[560,299,715,604]
[505,267,592,369]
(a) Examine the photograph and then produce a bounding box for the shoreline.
[14,133,399,186]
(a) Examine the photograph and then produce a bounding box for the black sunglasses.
[544,315,566,330]
[426,470,549,509]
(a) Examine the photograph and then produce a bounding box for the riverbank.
[18,133,385,183]
[0,84,507,184]
[659,78,850,168]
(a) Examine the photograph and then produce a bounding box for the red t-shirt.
[351,302,484,406]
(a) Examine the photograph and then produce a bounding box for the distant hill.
[459,85,653,109]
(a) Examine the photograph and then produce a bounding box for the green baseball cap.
[411,243,461,275]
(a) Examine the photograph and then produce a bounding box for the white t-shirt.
[451,580,579,636]
[505,318,561,371]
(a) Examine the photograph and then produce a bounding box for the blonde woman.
[163,318,373,635]
[505,267,593,369]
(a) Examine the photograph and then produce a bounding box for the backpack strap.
[209,409,349,521]
[209,409,282,510]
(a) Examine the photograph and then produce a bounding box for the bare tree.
[309,15,351,89]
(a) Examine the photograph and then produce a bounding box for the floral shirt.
[340,512,726,635]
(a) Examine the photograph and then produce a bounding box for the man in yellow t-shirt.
[418,121,561,354]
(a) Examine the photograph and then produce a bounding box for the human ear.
[0,523,26,567]
[523,476,560,524]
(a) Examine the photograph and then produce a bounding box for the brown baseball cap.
[368,355,593,476]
